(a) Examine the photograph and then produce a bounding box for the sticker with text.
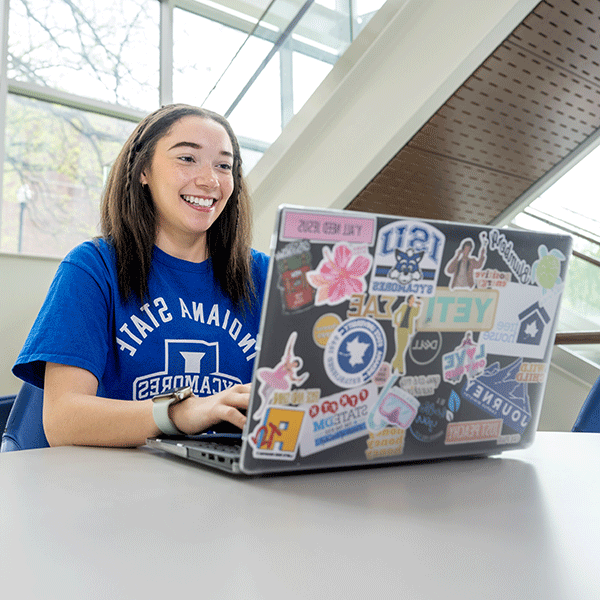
[370,220,445,297]
[461,358,532,434]
[281,209,376,245]
[445,419,503,445]
[442,331,486,384]
[365,428,406,460]
[475,269,511,289]
[399,374,441,398]
[299,383,377,457]
[417,288,498,332]
[479,282,560,360]
[409,393,457,443]
[408,331,443,366]
[324,317,387,388]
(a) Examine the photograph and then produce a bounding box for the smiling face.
[140,115,235,261]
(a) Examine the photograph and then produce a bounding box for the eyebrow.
[168,141,233,158]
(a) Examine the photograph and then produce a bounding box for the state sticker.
[324,318,386,388]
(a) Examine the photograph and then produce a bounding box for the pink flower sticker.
[307,244,372,305]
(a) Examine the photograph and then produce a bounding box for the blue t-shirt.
[13,239,270,402]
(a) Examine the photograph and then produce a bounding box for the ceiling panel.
[347,0,600,224]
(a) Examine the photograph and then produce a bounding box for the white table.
[1,432,599,600]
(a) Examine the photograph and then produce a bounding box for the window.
[1,0,385,258]
[510,143,600,367]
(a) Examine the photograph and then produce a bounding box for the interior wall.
[0,253,60,394]
[0,0,593,431]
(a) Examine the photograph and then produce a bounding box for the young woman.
[13,104,269,447]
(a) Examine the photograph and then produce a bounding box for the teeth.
[182,195,214,207]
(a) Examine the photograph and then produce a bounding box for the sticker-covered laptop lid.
[240,206,572,474]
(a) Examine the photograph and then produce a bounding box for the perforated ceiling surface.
[347,0,600,223]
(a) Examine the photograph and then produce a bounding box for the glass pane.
[240,147,264,174]
[227,57,282,144]
[1,95,137,257]
[511,142,600,367]
[7,0,160,111]
[292,51,333,113]
[354,0,386,35]
[200,34,275,116]
[173,8,250,107]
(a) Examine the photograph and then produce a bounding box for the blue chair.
[572,376,600,433]
[1,382,49,451]
[0,394,16,435]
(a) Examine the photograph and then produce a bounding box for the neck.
[155,230,208,263]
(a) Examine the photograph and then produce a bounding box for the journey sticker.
[281,209,376,245]
[369,220,445,297]
[461,357,532,434]
[441,332,486,384]
[445,419,503,445]
[479,282,561,359]
[249,406,305,461]
[306,243,373,306]
[444,231,488,290]
[299,383,377,456]
[324,317,386,388]
[416,287,498,332]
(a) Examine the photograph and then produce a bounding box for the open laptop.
[147,204,572,475]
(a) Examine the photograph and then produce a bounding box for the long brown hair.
[100,104,255,308]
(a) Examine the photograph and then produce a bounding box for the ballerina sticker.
[254,332,309,419]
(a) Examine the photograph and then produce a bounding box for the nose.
[194,164,218,188]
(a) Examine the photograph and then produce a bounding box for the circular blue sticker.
[324,318,386,388]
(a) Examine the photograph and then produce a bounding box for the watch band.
[152,387,193,436]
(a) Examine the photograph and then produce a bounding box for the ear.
[140,170,148,186]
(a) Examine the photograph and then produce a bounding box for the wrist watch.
[151,386,193,435]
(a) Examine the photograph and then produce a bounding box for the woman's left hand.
[169,383,251,434]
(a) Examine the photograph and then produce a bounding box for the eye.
[178,155,195,163]
[217,162,233,171]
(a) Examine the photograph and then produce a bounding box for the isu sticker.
[324,318,386,388]
[369,220,445,297]
[445,419,503,445]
